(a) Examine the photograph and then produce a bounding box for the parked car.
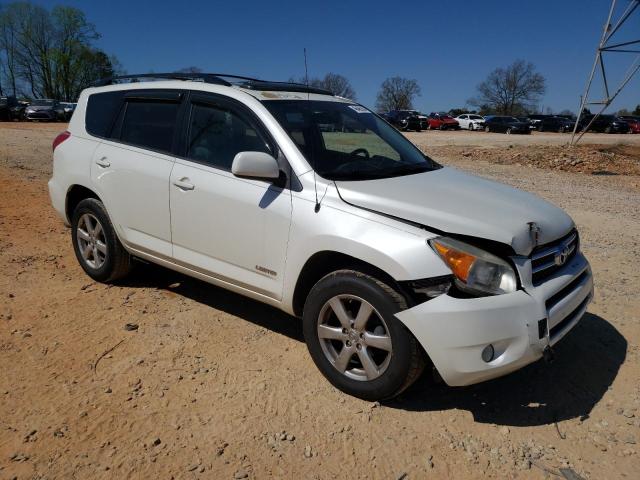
[25,99,66,121]
[578,114,630,133]
[539,116,576,133]
[60,102,77,121]
[515,117,536,130]
[484,116,532,134]
[0,96,25,121]
[619,115,640,134]
[381,110,423,131]
[427,113,460,130]
[455,114,485,131]
[49,73,593,400]
[527,114,551,131]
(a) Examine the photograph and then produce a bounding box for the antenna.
[304,48,321,213]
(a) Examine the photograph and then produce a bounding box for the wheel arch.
[65,184,102,223]
[291,250,408,318]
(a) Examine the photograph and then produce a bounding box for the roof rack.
[92,72,334,95]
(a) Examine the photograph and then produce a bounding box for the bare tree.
[469,60,546,115]
[290,72,356,99]
[175,66,203,74]
[0,3,20,96]
[375,77,421,112]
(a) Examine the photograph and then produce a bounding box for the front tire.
[71,198,132,282]
[303,270,425,400]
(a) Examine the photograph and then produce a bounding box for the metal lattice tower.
[571,0,640,144]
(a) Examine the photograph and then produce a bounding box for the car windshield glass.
[31,100,54,106]
[263,100,440,181]
[469,115,483,119]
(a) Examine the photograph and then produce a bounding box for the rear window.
[86,91,125,137]
[120,101,179,154]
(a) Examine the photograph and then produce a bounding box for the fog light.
[481,344,495,363]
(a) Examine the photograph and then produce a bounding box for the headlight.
[429,237,517,295]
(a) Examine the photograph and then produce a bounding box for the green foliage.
[0,1,120,100]
[633,104,640,116]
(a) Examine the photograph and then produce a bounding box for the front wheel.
[303,270,425,400]
[71,198,132,282]
[485,126,490,133]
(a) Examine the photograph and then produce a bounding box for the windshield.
[263,100,440,181]
[31,99,54,106]
[469,115,483,120]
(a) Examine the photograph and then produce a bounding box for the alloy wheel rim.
[317,294,392,381]
[76,213,107,269]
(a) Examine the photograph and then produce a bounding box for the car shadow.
[121,263,626,428]
[388,312,626,427]
[121,261,304,343]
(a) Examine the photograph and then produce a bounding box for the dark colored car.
[578,114,630,133]
[25,99,66,121]
[526,114,551,131]
[539,116,576,133]
[619,116,640,134]
[0,96,24,121]
[427,113,460,130]
[516,117,535,130]
[484,116,532,134]
[382,110,423,131]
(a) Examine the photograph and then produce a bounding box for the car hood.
[335,167,574,256]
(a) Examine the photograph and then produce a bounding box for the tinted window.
[120,101,179,153]
[186,103,271,170]
[86,91,126,138]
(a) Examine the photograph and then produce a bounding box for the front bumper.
[396,252,593,386]
[26,111,55,120]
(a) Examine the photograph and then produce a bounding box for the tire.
[468,123,474,131]
[302,270,425,401]
[605,126,612,134]
[485,126,490,133]
[71,198,132,282]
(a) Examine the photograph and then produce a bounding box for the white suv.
[49,73,593,400]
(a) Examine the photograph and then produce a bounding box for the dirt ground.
[0,122,639,480]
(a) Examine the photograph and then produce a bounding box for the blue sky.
[34,0,639,113]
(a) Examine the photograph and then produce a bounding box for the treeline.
[0,1,120,101]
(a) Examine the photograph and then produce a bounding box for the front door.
[169,93,292,299]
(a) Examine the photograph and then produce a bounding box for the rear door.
[169,92,292,299]
[90,89,184,257]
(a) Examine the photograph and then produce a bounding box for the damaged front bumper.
[395,252,593,386]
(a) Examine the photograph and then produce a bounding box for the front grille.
[549,294,590,339]
[530,230,579,285]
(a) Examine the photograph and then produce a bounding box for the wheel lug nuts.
[346,340,351,347]
[356,343,362,350]
[342,328,347,334]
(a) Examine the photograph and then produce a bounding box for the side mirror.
[231,151,280,180]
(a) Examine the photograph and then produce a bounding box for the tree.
[448,108,476,117]
[0,1,120,100]
[617,108,630,116]
[375,76,421,112]
[558,109,575,118]
[469,60,546,115]
[175,66,203,74]
[633,105,640,116]
[290,72,356,99]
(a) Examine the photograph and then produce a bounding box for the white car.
[455,113,486,130]
[49,73,593,400]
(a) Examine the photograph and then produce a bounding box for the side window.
[120,101,179,154]
[186,102,271,171]
[86,91,126,138]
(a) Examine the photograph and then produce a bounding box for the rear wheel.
[303,270,425,400]
[71,198,132,282]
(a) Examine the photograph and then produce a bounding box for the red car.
[427,112,460,130]
[620,116,640,133]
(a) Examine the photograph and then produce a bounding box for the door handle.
[173,178,195,191]
[95,157,110,168]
